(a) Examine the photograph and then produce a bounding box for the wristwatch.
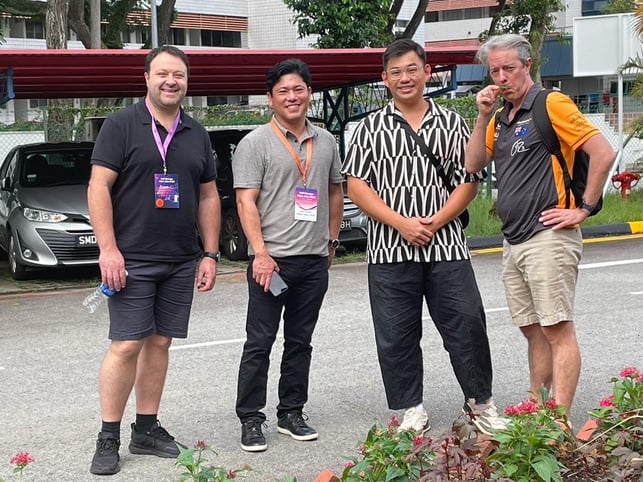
[328,239,340,249]
[579,199,597,213]
[202,251,221,262]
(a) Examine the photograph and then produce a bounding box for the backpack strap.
[531,89,574,209]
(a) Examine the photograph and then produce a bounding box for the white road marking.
[170,337,246,351]
[579,258,643,269]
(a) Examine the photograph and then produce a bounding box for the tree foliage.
[282,0,429,48]
[602,0,637,14]
[480,0,566,84]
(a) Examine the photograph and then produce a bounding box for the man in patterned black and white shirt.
[343,38,505,435]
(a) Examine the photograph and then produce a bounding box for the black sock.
[135,414,158,433]
[101,421,121,439]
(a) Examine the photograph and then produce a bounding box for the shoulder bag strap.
[394,116,454,193]
[532,89,573,208]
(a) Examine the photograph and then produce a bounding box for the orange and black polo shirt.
[485,84,600,244]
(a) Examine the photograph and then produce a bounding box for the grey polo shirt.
[232,117,343,258]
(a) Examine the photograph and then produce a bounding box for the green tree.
[602,0,637,14]
[480,0,566,84]
[621,3,643,136]
[282,0,429,48]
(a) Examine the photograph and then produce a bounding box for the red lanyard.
[270,119,313,186]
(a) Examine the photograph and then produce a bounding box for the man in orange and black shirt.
[465,34,615,419]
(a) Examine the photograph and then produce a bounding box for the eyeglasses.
[386,64,423,81]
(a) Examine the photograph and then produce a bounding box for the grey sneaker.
[464,399,509,435]
[128,421,187,458]
[90,431,120,475]
[398,407,431,434]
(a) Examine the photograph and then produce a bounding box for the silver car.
[0,142,97,279]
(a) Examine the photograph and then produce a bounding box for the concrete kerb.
[0,221,641,297]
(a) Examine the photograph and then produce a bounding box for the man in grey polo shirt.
[232,58,344,452]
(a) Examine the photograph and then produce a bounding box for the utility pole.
[90,0,100,48]
[150,0,159,48]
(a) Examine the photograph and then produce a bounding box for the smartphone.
[269,271,288,296]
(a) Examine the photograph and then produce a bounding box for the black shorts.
[107,259,197,340]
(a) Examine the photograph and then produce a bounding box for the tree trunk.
[46,0,74,142]
[69,0,93,49]
[401,0,430,40]
[158,0,176,47]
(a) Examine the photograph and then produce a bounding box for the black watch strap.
[203,251,221,262]
[328,239,340,249]
[579,200,597,213]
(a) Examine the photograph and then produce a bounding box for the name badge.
[154,173,180,208]
[294,187,318,222]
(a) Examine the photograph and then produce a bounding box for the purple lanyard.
[145,97,180,174]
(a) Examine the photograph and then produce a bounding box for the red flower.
[390,415,400,427]
[599,395,615,407]
[227,469,236,479]
[413,436,424,445]
[504,404,520,416]
[516,399,538,414]
[344,461,355,468]
[620,366,639,378]
[10,452,35,468]
[544,398,558,410]
[194,440,207,449]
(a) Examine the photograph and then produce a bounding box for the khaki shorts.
[502,228,582,327]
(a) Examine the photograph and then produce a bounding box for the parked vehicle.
[0,142,96,280]
[208,126,367,261]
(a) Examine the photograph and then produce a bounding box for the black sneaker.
[128,421,187,458]
[90,431,120,475]
[240,420,268,452]
[277,412,318,441]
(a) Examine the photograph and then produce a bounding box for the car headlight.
[23,208,68,223]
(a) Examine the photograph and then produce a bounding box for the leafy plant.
[486,388,574,482]
[175,440,252,482]
[341,416,435,481]
[575,366,643,480]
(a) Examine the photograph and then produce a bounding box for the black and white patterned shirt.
[342,100,483,264]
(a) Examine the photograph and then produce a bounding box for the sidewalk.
[1,221,641,297]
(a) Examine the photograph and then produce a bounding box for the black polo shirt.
[91,100,216,262]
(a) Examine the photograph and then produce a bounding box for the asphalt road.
[0,236,641,482]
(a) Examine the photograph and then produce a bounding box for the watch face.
[330,240,340,249]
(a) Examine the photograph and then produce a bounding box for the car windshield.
[20,149,92,187]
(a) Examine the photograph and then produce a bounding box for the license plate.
[340,219,351,231]
[76,234,97,247]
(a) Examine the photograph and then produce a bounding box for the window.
[425,12,438,23]
[442,10,463,21]
[201,30,241,48]
[29,99,48,109]
[582,0,609,16]
[25,20,44,39]
[171,28,185,45]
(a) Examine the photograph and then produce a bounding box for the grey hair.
[476,34,532,67]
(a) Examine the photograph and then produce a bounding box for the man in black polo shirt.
[88,45,221,475]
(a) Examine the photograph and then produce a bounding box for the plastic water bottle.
[82,282,116,314]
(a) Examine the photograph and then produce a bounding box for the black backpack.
[532,89,603,215]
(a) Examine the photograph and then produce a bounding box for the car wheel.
[8,231,29,280]
[222,208,248,261]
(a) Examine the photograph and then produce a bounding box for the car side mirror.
[0,177,10,191]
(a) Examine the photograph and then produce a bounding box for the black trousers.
[235,255,329,423]
[368,259,493,410]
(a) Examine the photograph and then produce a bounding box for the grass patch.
[466,191,643,237]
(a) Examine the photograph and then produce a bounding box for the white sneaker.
[398,407,430,434]
[464,399,509,435]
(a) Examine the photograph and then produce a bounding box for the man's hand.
[475,85,502,117]
[539,207,588,229]
[196,257,217,292]
[252,251,278,292]
[396,217,434,246]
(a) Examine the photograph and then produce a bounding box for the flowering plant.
[174,440,252,482]
[579,366,643,478]
[0,452,35,482]
[486,388,574,482]
[341,417,435,481]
